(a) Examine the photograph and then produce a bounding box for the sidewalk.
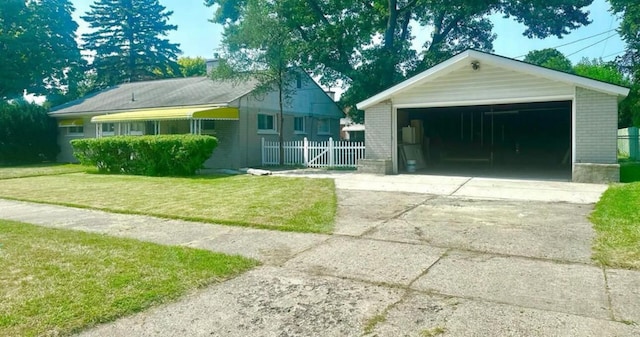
[0,177,638,336]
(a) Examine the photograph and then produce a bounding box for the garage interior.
[397,100,572,180]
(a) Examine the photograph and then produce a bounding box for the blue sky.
[71,0,625,64]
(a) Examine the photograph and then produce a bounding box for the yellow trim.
[91,107,239,123]
[58,119,84,127]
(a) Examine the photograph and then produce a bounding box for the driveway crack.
[601,266,617,321]
[448,177,473,196]
[358,195,439,238]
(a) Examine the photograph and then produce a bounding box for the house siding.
[57,117,95,163]
[575,87,618,164]
[393,63,574,106]
[204,120,241,169]
[239,77,342,168]
[364,101,393,160]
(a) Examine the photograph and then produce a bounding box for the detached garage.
[356,50,630,183]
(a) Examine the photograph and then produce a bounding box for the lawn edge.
[0,196,332,234]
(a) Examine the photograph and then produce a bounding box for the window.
[317,119,331,135]
[294,117,305,134]
[296,73,302,88]
[129,122,144,135]
[66,126,84,136]
[258,114,276,133]
[101,123,115,136]
[202,120,216,135]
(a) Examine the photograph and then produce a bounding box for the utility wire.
[601,14,616,57]
[601,50,626,60]
[566,34,616,58]
[513,28,617,59]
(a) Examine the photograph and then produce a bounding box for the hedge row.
[71,135,218,176]
[0,102,58,164]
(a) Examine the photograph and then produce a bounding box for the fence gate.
[262,137,365,168]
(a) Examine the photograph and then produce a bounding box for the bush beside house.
[71,135,218,176]
[0,102,59,164]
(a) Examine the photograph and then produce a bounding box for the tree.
[82,0,182,88]
[0,0,83,99]
[178,57,207,77]
[523,48,574,73]
[208,0,594,120]
[0,101,58,164]
[574,58,628,85]
[609,0,640,126]
[211,0,298,165]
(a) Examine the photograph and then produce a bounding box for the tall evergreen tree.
[82,0,182,88]
[0,0,83,99]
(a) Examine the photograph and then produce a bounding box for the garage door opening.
[397,101,572,180]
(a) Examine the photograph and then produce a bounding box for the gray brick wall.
[364,101,393,160]
[575,87,618,164]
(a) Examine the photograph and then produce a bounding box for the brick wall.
[364,101,393,160]
[575,87,618,164]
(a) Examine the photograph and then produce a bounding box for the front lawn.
[0,163,89,180]
[591,182,640,269]
[620,161,640,183]
[0,220,257,337]
[0,172,336,233]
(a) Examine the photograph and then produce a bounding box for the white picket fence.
[262,137,365,168]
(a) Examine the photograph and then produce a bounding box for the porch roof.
[91,106,239,123]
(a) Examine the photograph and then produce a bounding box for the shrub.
[0,101,59,164]
[71,135,218,176]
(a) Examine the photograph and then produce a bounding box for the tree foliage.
[0,102,59,164]
[609,0,640,126]
[207,0,594,118]
[0,0,83,99]
[82,0,182,88]
[178,57,207,77]
[523,48,575,73]
[574,58,628,85]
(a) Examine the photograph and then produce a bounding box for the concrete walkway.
[1,175,639,336]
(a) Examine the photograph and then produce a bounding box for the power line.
[601,50,626,60]
[566,34,617,58]
[513,28,617,59]
[601,14,616,57]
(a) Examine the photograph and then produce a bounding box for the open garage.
[356,50,629,183]
[397,100,572,179]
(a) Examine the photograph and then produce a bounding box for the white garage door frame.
[390,94,576,174]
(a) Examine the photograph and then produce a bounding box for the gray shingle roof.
[50,77,257,115]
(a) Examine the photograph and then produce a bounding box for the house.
[340,117,365,142]
[50,70,343,169]
[356,49,630,183]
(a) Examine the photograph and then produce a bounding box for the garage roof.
[357,49,630,110]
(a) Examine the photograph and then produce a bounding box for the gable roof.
[357,49,630,110]
[50,76,257,116]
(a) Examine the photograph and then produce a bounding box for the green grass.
[0,220,258,337]
[0,163,90,180]
[0,172,336,233]
[620,161,640,183]
[591,182,640,269]
[421,327,446,337]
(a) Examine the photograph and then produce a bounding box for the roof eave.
[356,49,631,110]
[356,50,473,110]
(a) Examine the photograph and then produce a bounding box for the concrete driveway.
[1,175,638,336]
